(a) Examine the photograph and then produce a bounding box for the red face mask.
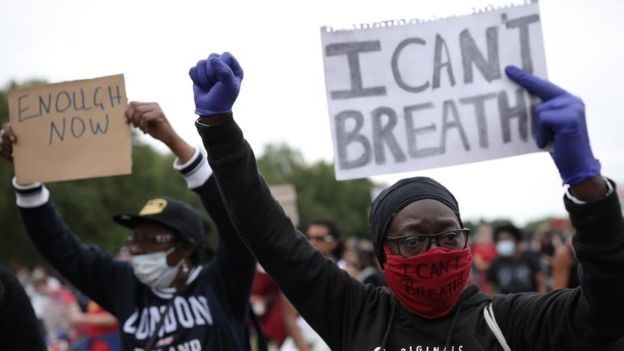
[383,246,472,319]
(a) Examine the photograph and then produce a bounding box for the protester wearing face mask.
[115,196,211,290]
[487,224,546,294]
[470,224,497,294]
[185,51,624,350]
[0,102,256,350]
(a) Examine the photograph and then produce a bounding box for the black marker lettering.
[372,106,406,165]
[326,41,387,99]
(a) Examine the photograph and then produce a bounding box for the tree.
[257,143,377,239]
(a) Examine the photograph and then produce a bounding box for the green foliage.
[257,144,304,184]
[257,143,376,239]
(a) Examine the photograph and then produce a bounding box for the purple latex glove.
[189,52,243,116]
[505,65,600,186]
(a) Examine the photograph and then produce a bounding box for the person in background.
[69,300,121,351]
[29,266,62,322]
[305,219,344,264]
[250,265,288,350]
[280,219,342,351]
[0,102,256,350]
[551,236,580,290]
[0,264,47,351]
[532,224,564,284]
[487,224,546,294]
[343,239,385,287]
[470,224,497,294]
[69,244,133,351]
[30,269,78,349]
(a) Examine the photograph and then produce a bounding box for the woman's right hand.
[0,123,16,163]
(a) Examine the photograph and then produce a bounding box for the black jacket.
[16,153,256,351]
[197,116,624,351]
[0,265,47,351]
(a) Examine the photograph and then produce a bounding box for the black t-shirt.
[487,251,541,293]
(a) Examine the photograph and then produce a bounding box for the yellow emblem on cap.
[139,198,168,215]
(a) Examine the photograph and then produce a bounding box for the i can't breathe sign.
[321,2,546,180]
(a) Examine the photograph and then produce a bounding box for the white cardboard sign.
[321,2,546,180]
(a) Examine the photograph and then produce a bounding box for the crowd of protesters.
[4,212,620,351]
[0,50,623,350]
[247,217,587,350]
[5,216,584,350]
[6,265,121,351]
[470,220,579,295]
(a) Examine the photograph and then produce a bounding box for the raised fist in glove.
[505,65,601,186]
[189,52,243,116]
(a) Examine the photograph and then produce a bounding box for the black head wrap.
[369,176,463,267]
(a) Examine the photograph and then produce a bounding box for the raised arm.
[0,123,134,316]
[187,52,369,348]
[124,101,196,163]
[126,101,256,321]
[494,67,624,349]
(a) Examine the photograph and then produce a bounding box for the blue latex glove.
[189,52,243,116]
[505,65,600,186]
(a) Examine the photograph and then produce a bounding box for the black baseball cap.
[113,196,212,249]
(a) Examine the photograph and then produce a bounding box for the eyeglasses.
[307,235,335,243]
[127,234,175,250]
[385,228,471,257]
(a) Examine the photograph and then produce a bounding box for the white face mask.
[496,240,516,257]
[131,247,180,288]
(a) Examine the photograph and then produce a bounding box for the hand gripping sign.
[321,2,546,180]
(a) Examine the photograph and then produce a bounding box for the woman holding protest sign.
[0,102,256,350]
[187,51,624,350]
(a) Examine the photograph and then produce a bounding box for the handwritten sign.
[269,184,299,226]
[321,2,546,180]
[8,75,131,183]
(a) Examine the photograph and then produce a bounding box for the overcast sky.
[2,0,623,226]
